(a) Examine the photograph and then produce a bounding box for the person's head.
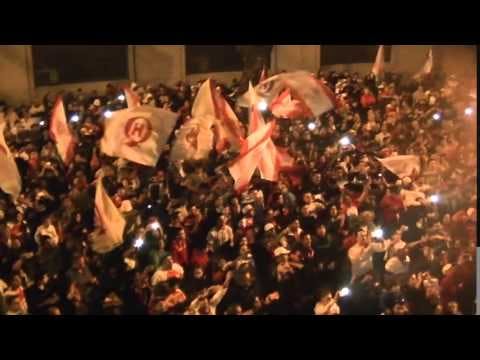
[303,192,313,205]
[11,275,22,289]
[290,219,300,231]
[318,288,333,304]
[193,267,204,280]
[301,233,312,248]
[48,307,62,316]
[75,212,82,223]
[447,301,460,314]
[312,173,322,185]
[190,206,200,217]
[393,303,409,315]
[176,229,186,241]
[218,215,227,227]
[329,205,338,217]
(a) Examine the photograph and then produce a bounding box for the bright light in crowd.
[117,94,125,102]
[104,110,113,118]
[339,287,351,297]
[257,99,268,112]
[147,204,152,209]
[372,228,384,239]
[430,194,440,204]
[464,107,473,116]
[134,238,144,249]
[432,113,441,121]
[339,136,351,146]
[150,221,161,231]
[70,114,80,123]
[39,121,45,126]
[307,122,316,131]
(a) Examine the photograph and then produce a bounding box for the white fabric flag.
[372,45,385,78]
[91,175,126,254]
[100,106,178,167]
[124,86,141,109]
[228,121,275,192]
[170,115,215,162]
[413,48,433,79]
[50,98,76,164]
[0,122,22,199]
[377,155,420,179]
[255,71,336,119]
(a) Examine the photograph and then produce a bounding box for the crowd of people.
[0,66,476,315]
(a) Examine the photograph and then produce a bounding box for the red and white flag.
[50,98,76,165]
[124,86,141,108]
[91,175,126,254]
[0,122,22,199]
[413,48,433,79]
[259,66,268,83]
[100,106,178,167]
[192,79,244,152]
[372,45,385,78]
[377,155,420,179]
[255,71,336,119]
[247,83,294,182]
[170,115,215,162]
[228,120,275,192]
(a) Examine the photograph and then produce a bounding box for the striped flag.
[372,45,385,78]
[91,175,126,254]
[255,71,336,119]
[377,155,420,179]
[0,122,22,199]
[247,83,294,182]
[124,86,141,108]
[228,120,275,192]
[413,48,433,79]
[192,79,244,152]
[100,106,178,167]
[50,98,76,165]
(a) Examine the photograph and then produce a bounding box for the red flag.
[0,122,22,199]
[91,175,126,254]
[255,71,336,120]
[49,98,76,165]
[372,45,385,78]
[377,155,421,179]
[100,106,178,167]
[228,121,275,193]
[247,83,294,182]
[192,79,244,152]
[124,86,141,108]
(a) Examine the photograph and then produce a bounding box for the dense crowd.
[0,68,476,315]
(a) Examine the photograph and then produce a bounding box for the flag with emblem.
[228,120,275,192]
[377,155,421,179]
[255,71,336,120]
[0,122,22,199]
[247,83,294,181]
[192,79,244,152]
[100,106,178,167]
[50,98,76,164]
[372,45,385,78]
[91,175,126,254]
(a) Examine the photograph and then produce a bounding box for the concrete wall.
[0,45,476,106]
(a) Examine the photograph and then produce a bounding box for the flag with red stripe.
[228,120,275,192]
[0,122,22,199]
[192,79,244,152]
[49,98,76,165]
[255,71,336,120]
[91,175,126,254]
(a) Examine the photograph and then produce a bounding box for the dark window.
[186,46,243,74]
[32,45,129,87]
[321,45,392,66]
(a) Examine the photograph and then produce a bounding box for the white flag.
[377,155,420,179]
[100,106,178,167]
[50,98,76,164]
[124,86,141,109]
[0,122,22,199]
[91,175,126,254]
[413,48,433,79]
[372,45,385,78]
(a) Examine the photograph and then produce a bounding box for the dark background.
[321,45,392,65]
[185,45,244,74]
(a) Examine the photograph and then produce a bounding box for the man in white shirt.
[314,289,340,315]
[206,215,234,251]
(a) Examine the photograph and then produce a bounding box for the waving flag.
[192,79,244,152]
[91,175,126,254]
[259,66,268,83]
[372,45,385,78]
[124,86,141,108]
[0,123,22,199]
[50,98,76,164]
[247,83,294,181]
[100,106,178,167]
[377,155,420,179]
[228,120,275,192]
[413,48,433,79]
[170,115,215,162]
[270,88,306,119]
[255,71,336,119]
